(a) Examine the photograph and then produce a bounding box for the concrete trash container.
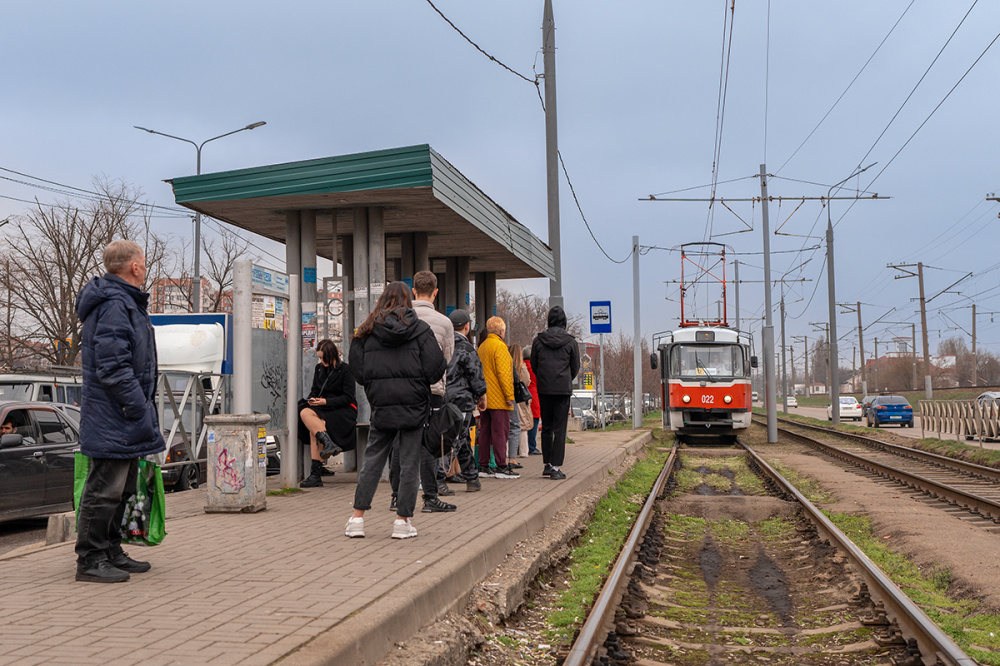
[204,413,271,514]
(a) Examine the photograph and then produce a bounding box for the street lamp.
[826,161,875,424]
[134,121,266,312]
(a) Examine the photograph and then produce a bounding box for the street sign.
[590,301,612,334]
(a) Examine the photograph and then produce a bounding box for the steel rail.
[771,415,1000,483]
[759,418,1000,522]
[742,443,978,666]
[562,445,677,666]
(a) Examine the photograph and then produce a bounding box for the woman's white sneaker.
[345,517,365,538]
[391,518,418,539]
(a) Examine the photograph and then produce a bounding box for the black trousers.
[75,457,139,565]
[539,394,571,467]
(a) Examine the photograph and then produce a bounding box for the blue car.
[866,395,914,428]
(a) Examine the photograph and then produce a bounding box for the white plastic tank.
[153,323,226,375]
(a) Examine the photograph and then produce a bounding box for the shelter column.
[285,211,301,286]
[352,209,370,324]
[414,232,429,272]
[456,257,470,311]
[484,272,497,322]
[474,272,487,335]
[444,257,458,314]
[368,207,385,307]
[341,234,354,340]
[400,232,415,285]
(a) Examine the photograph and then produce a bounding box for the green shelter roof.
[168,144,554,280]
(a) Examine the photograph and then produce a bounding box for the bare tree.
[202,225,256,312]
[495,288,583,349]
[2,178,169,366]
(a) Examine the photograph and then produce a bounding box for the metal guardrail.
[743,444,977,666]
[920,399,1000,443]
[563,445,677,666]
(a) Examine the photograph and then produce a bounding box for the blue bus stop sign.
[590,301,612,334]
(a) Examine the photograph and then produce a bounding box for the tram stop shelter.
[168,143,554,478]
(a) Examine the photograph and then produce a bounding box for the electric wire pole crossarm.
[133,121,267,312]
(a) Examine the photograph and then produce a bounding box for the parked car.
[976,391,1000,406]
[0,401,81,523]
[751,391,759,402]
[828,396,863,421]
[860,395,877,419]
[779,396,798,408]
[866,395,914,428]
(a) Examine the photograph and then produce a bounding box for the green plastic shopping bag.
[74,453,166,545]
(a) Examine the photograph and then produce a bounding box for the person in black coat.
[345,282,446,540]
[530,305,580,480]
[298,339,357,488]
[74,240,166,584]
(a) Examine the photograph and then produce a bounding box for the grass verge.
[545,434,672,642]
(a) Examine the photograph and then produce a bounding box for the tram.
[650,242,756,444]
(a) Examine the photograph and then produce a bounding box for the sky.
[3,1,1000,369]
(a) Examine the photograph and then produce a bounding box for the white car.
[780,396,798,408]
[828,396,862,421]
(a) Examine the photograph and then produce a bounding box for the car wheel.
[908,422,914,429]
[176,463,199,491]
[873,418,880,428]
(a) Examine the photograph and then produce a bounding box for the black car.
[0,401,80,523]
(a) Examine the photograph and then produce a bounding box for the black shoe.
[437,483,456,497]
[300,460,324,488]
[445,475,465,484]
[110,551,151,574]
[319,467,336,476]
[494,464,520,479]
[422,497,457,513]
[509,461,523,469]
[316,431,342,457]
[466,477,481,492]
[543,464,553,477]
[549,469,567,480]
[478,465,496,478]
[528,450,543,456]
[389,494,398,511]
[76,559,130,583]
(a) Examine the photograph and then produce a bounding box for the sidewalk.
[0,428,651,666]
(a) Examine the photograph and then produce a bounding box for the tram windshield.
[670,344,746,380]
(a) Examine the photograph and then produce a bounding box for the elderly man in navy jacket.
[74,240,166,583]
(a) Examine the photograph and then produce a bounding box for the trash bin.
[204,413,270,514]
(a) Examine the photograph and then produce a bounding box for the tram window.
[670,345,745,378]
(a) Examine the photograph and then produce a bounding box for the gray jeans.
[354,426,422,518]
[507,406,521,460]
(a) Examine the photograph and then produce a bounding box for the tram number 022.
[701,395,715,404]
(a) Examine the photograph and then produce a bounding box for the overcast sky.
[3,1,999,365]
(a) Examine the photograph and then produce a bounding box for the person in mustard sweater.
[476,316,520,479]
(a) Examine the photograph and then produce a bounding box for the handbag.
[514,376,532,404]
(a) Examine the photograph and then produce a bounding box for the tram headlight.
[682,394,691,403]
[724,395,732,404]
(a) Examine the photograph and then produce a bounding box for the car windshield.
[0,383,32,401]
[670,344,745,380]
[879,396,909,405]
[840,398,858,405]
[571,396,592,411]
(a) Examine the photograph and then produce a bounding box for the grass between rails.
[767,456,1000,663]
[545,432,672,642]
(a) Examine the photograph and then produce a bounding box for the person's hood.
[547,305,568,329]
[372,308,423,347]
[76,274,147,323]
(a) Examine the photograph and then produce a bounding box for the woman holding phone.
[298,339,357,488]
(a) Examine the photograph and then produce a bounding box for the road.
[0,518,47,556]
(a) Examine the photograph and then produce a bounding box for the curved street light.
[134,121,266,312]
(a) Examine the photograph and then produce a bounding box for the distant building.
[150,277,232,313]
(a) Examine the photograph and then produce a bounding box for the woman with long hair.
[298,339,357,488]
[344,281,446,539]
[508,344,533,461]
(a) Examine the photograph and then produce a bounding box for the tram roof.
[167,144,554,280]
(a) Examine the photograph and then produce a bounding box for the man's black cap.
[449,309,472,328]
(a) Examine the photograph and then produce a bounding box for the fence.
[919,399,1000,444]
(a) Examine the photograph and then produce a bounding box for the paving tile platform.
[0,428,652,666]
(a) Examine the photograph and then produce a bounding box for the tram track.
[562,443,978,666]
[754,415,1000,527]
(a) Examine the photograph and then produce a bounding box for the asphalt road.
[0,517,48,556]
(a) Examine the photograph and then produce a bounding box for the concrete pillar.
[300,209,317,309]
[285,211,301,280]
[434,272,446,312]
[414,232,429,272]
[400,232,415,284]
[352,209,370,324]
[456,257,470,311]
[368,207,385,309]
[474,272,487,335]
[392,258,402,283]
[444,257,458,315]
[341,235,354,341]
[484,272,497,320]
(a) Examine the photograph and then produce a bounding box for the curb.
[281,430,654,666]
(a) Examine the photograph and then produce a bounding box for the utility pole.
[792,335,808,396]
[838,302,867,395]
[809,322,830,394]
[542,0,562,310]
[972,304,977,388]
[874,337,879,391]
[760,164,777,443]
[733,259,741,331]
[633,235,641,429]
[780,293,788,414]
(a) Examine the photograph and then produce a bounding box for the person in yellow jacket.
[476,316,520,479]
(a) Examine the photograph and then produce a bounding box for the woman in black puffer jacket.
[345,282,446,540]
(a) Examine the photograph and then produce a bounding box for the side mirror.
[0,433,23,448]
[750,356,759,369]
[649,353,658,370]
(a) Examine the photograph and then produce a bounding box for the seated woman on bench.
[298,339,358,488]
